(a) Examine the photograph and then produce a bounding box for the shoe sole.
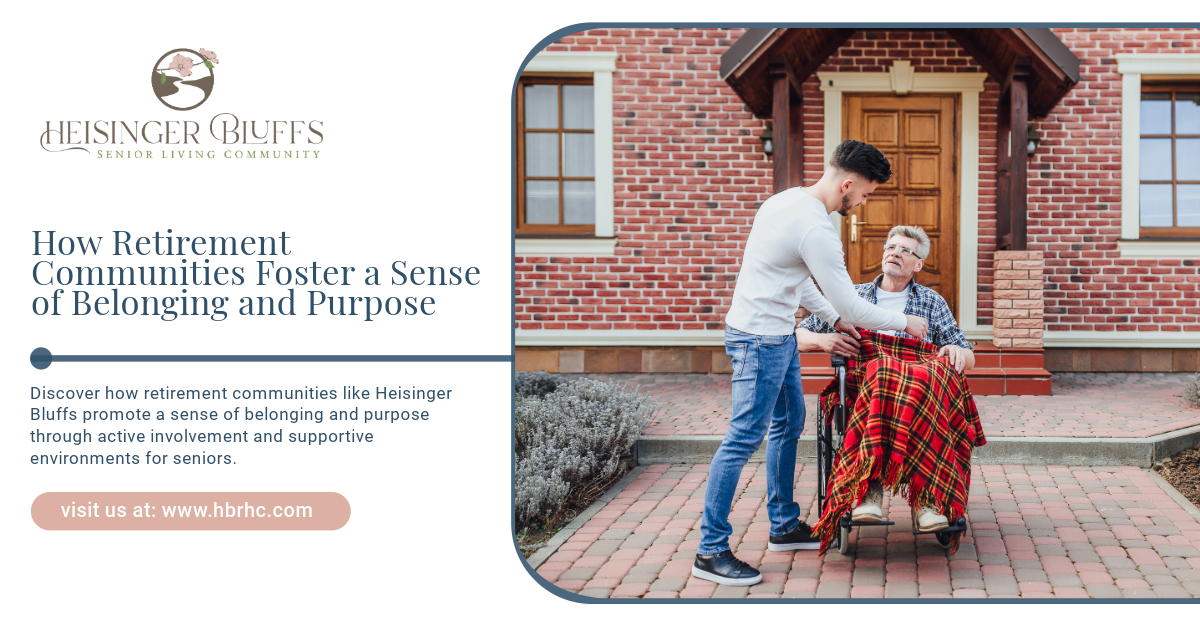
[690,565,762,586]
[767,541,821,552]
[850,512,883,523]
[917,522,950,532]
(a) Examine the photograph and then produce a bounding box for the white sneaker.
[914,505,949,532]
[850,484,884,522]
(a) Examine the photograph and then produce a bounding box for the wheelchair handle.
[830,355,847,368]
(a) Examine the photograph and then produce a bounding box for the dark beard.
[836,194,853,216]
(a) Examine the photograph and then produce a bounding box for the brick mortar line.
[526,465,648,570]
[1147,468,1200,524]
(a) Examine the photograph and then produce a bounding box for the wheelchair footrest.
[839,514,895,528]
[913,517,968,535]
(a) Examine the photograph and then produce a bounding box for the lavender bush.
[515,376,657,529]
[514,371,563,398]
[1183,373,1200,409]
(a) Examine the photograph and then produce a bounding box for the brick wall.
[516,28,1200,337]
[516,28,765,332]
[517,29,1005,332]
[1037,28,1200,333]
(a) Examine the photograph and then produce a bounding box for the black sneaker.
[691,550,762,586]
[767,521,821,551]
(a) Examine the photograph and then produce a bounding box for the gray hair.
[887,225,931,260]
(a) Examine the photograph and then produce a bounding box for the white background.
[0,1,1183,625]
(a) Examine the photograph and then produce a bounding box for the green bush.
[515,376,657,530]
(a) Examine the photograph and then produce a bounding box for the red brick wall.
[1036,28,1200,333]
[516,28,1200,335]
[517,28,766,331]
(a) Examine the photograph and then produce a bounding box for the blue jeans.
[698,325,805,555]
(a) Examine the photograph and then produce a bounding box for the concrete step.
[634,423,1200,468]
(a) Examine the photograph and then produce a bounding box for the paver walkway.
[587,373,1199,438]
[534,462,1200,599]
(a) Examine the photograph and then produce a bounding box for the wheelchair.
[815,354,968,554]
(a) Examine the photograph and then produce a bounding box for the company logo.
[41,46,325,160]
[151,48,219,111]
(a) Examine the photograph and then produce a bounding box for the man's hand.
[937,345,968,373]
[834,319,862,340]
[904,314,929,341]
[820,330,860,358]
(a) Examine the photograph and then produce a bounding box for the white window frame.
[515,51,617,256]
[1116,54,1200,259]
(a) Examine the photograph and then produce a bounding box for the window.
[1139,85,1200,237]
[1116,54,1200,257]
[513,51,615,255]
[517,76,596,235]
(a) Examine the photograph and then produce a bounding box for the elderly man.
[796,225,974,532]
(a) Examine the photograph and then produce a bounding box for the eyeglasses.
[883,244,920,259]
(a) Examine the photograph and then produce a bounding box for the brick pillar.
[992,251,1044,349]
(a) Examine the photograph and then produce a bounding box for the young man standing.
[692,140,929,586]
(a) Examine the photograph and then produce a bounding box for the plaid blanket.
[812,331,986,554]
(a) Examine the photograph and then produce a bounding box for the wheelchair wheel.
[935,530,953,549]
[838,525,851,555]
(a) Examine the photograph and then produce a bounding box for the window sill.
[1116,239,1200,259]
[515,237,617,256]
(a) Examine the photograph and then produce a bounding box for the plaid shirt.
[798,275,972,350]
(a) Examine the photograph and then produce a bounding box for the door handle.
[850,214,870,242]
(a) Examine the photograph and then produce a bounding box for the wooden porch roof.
[720,28,1080,119]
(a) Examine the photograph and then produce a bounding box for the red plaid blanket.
[812,331,986,554]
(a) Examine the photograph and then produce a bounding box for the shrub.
[1183,373,1200,409]
[514,371,563,398]
[515,377,657,530]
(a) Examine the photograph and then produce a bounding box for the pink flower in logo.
[199,48,219,64]
[170,54,194,77]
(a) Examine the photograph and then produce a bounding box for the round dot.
[31,347,53,370]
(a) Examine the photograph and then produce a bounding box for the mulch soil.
[1159,441,1200,510]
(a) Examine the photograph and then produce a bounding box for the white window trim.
[1116,54,1200,257]
[517,328,1200,348]
[516,51,617,256]
[817,63,990,337]
[515,328,996,346]
[517,329,724,346]
[1045,330,1200,349]
[1114,239,1200,259]
[514,237,617,256]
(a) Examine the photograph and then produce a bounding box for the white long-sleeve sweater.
[725,187,908,336]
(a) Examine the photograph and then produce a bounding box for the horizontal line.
[49,355,514,363]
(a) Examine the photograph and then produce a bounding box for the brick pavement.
[534,463,1200,599]
[585,373,1199,438]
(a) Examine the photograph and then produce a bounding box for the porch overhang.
[720,28,1079,119]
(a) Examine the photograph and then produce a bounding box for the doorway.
[843,94,960,318]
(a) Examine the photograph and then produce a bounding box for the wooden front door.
[843,94,960,318]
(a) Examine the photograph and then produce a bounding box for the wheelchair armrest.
[829,354,847,368]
